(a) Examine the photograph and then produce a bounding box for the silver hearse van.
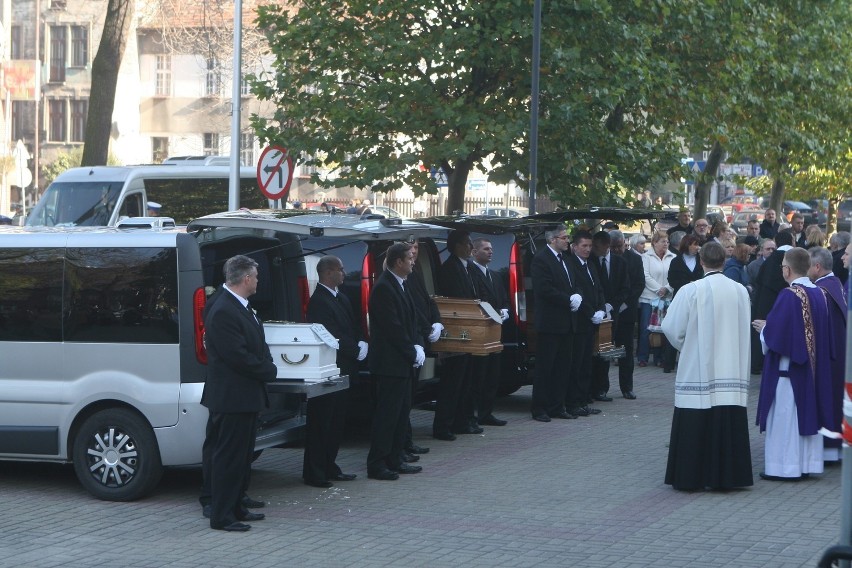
[0,211,446,500]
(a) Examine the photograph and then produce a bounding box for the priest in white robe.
[661,241,754,491]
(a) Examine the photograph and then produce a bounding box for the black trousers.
[403,366,422,451]
[367,373,412,474]
[614,315,635,393]
[208,412,257,527]
[471,352,501,419]
[199,412,253,507]
[302,389,346,483]
[531,332,572,417]
[567,330,594,408]
[432,354,471,435]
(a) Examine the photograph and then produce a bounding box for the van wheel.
[72,409,162,501]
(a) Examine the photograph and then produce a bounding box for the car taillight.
[193,287,207,364]
[509,242,527,332]
[298,275,310,322]
[360,253,375,339]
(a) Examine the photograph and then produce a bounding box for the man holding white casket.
[303,255,364,488]
[367,243,424,480]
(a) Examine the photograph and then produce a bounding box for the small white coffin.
[263,322,340,382]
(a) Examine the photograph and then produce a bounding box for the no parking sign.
[256,146,294,201]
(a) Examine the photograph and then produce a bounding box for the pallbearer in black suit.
[433,230,481,440]
[611,231,643,399]
[565,231,606,417]
[530,227,582,422]
[469,238,510,426]
[590,231,629,402]
[367,243,424,480]
[303,256,365,488]
[202,255,278,532]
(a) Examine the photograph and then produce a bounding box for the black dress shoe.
[402,452,420,463]
[406,444,430,454]
[568,406,589,417]
[622,391,637,400]
[237,511,265,522]
[550,411,578,419]
[593,393,614,402]
[532,413,551,422]
[759,472,804,482]
[478,415,508,426]
[452,425,484,434]
[332,473,357,481]
[202,505,211,519]
[433,432,457,441]
[368,469,399,481]
[211,521,251,532]
[304,479,333,488]
[241,496,265,509]
[395,463,422,474]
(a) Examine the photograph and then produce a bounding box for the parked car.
[424,207,667,395]
[367,205,404,219]
[731,210,765,235]
[719,193,762,213]
[805,199,829,227]
[759,198,820,227]
[473,206,529,218]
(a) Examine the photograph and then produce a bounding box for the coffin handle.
[281,353,310,365]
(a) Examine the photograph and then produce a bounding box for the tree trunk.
[768,177,785,217]
[81,0,135,167]
[692,140,724,220]
[443,158,473,215]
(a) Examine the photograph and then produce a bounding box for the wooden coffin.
[593,318,626,361]
[430,297,503,356]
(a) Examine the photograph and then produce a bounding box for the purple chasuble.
[756,284,835,436]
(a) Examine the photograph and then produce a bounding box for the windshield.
[26,181,123,227]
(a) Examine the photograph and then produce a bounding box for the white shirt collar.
[319,282,338,297]
[390,270,406,289]
[815,272,835,283]
[223,283,249,308]
[471,260,489,275]
[791,276,816,288]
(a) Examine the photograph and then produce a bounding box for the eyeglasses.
[554,235,569,241]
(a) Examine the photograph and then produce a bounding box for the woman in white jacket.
[638,231,676,366]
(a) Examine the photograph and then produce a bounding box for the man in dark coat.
[303,255,364,487]
[202,255,278,532]
[565,231,606,417]
[468,237,510,426]
[751,230,795,374]
[829,231,850,286]
[590,231,630,401]
[530,226,580,422]
[759,208,780,239]
[433,230,480,440]
[612,231,643,399]
[366,243,424,480]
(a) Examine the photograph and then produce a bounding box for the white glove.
[604,303,613,317]
[414,345,426,367]
[499,308,509,322]
[357,341,368,361]
[618,302,628,314]
[428,322,444,343]
[569,294,582,312]
[591,310,605,325]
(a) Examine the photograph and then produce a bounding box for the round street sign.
[256,145,294,201]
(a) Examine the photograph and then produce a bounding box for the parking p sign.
[257,145,294,201]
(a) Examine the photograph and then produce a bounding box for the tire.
[72,408,163,501]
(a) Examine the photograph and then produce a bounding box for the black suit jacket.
[833,249,849,286]
[759,220,780,239]
[531,246,577,334]
[621,249,645,317]
[437,255,477,299]
[306,284,362,377]
[592,253,629,313]
[566,253,606,331]
[469,262,509,311]
[201,288,277,413]
[368,270,419,378]
[407,263,441,343]
[753,248,789,318]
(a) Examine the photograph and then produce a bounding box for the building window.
[241,76,251,96]
[70,100,88,142]
[152,137,169,163]
[49,100,67,142]
[240,133,255,166]
[11,26,22,59]
[12,102,28,141]
[155,55,171,96]
[205,58,220,97]
[50,26,67,82]
[203,133,219,156]
[71,26,88,67]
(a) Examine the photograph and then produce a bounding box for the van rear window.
[64,247,179,344]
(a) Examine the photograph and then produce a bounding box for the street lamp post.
[528,0,541,215]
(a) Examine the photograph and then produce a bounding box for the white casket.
[263,322,340,382]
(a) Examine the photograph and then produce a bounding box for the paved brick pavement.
[0,363,845,567]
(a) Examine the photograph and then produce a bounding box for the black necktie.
[557,253,572,286]
[246,301,260,326]
[601,257,608,281]
[582,261,594,285]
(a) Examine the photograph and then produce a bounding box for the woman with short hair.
[638,231,676,367]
